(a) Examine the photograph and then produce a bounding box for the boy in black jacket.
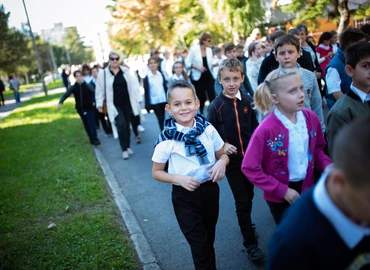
[207,58,265,262]
[58,70,100,145]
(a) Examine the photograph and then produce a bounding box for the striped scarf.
[155,113,210,165]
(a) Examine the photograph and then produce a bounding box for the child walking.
[144,57,167,130]
[152,80,229,269]
[207,58,265,262]
[168,60,192,86]
[241,69,331,224]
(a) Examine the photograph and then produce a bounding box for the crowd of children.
[56,24,370,269]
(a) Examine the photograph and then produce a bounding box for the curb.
[93,147,160,270]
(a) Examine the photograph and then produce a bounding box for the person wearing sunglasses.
[95,51,142,160]
[185,31,215,114]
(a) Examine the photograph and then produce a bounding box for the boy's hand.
[224,143,237,155]
[284,188,300,204]
[208,160,226,182]
[175,175,201,192]
[57,103,62,110]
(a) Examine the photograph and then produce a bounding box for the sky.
[2,0,114,63]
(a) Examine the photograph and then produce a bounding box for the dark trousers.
[95,109,112,135]
[192,76,215,114]
[266,180,303,225]
[77,109,98,142]
[115,106,132,151]
[131,114,140,137]
[0,91,4,105]
[226,159,257,248]
[172,181,219,270]
[152,102,166,131]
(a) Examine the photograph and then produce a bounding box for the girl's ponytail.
[254,81,272,114]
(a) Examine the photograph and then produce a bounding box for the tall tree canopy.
[63,27,94,65]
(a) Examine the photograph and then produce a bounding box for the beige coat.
[95,66,142,139]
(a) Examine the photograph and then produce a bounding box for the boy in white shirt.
[152,80,229,270]
[212,46,226,79]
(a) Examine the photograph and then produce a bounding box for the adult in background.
[185,31,215,113]
[95,51,142,160]
[244,28,262,57]
[9,75,20,103]
[61,69,70,91]
[58,70,100,146]
[0,78,5,106]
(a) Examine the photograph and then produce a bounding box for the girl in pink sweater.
[241,68,331,224]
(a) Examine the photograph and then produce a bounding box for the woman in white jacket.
[95,51,142,160]
[185,32,215,113]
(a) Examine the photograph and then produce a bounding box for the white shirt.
[313,167,370,249]
[212,55,227,79]
[350,84,370,103]
[246,57,263,91]
[325,67,342,94]
[223,90,242,100]
[274,108,309,182]
[152,123,224,183]
[148,71,167,105]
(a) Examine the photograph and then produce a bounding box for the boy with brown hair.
[267,115,370,269]
[326,41,370,157]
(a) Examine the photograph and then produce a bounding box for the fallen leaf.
[47,223,56,229]
[65,206,69,212]
[143,219,148,222]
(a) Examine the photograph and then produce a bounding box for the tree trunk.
[24,72,29,84]
[337,0,350,34]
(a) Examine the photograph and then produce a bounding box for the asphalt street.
[97,110,276,270]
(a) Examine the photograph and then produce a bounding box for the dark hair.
[345,41,370,68]
[73,70,82,77]
[296,24,308,35]
[330,30,338,37]
[236,44,244,50]
[213,46,222,54]
[360,23,370,35]
[248,41,260,57]
[224,43,236,53]
[333,115,370,187]
[274,34,300,53]
[270,30,286,43]
[148,56,158,65]
[167,80,197,102]
[218,58,244,78]
[82,64,90,71]
[172,61,189,81]
[318,32,332,45]
[287,28,300,37]
[339,27,367,51]
[199,32,212,45]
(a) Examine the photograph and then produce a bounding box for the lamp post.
[22,0,47,95]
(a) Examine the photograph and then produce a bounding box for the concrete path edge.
[93,147,161,270]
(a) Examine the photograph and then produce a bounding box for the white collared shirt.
[223,90,242,100]
[148,71,167,105]
[350,84,370,103]
[274,108,309,182]
[313,168,370,249]
[325,67,341,94]
[152,122,224,183]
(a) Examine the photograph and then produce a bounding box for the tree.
[63,27,94,64]
[287,0,370,33]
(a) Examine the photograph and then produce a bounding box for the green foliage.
[0,94,139,269]
[64,27,94,65]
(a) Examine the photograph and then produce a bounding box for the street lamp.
[21,0,47,95]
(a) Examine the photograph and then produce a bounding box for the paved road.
[97,110,276,270]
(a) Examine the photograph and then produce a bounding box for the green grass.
[4,79,64,100]
[0,94,140,269]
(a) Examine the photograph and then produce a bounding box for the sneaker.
[136,135,141,144]
[122,151,129,160]
[127,148,134,155]
[138,125,145,132]
[246,245,266,262]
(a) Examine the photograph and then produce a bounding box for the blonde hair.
[254,68,300,114]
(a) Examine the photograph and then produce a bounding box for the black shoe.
[246,245,266,262]
[252,223,259,239]
[136,135,141,144]
[91,139,101,146]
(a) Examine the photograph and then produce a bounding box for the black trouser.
[0,91,4,105]
[96,109,112,135]
[192,75,215,114]
[131,114,140,137]
[266,180,303,225]
[172,181,219,270]
[115,106,132,151]
[226,159,257,249]
[151,102,166,131]
[77,109,98,142]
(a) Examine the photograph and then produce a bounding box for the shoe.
[122,151,129,160]
[91,139,101,146]
[138,125,145,132]
[127,148,134,155]
[252,223,259,239]
[136,135,141,144]
[104,133,113,138]
[246,245,266,262]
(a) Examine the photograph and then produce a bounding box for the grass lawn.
[3,79,64,100]
[0,93,140,269]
